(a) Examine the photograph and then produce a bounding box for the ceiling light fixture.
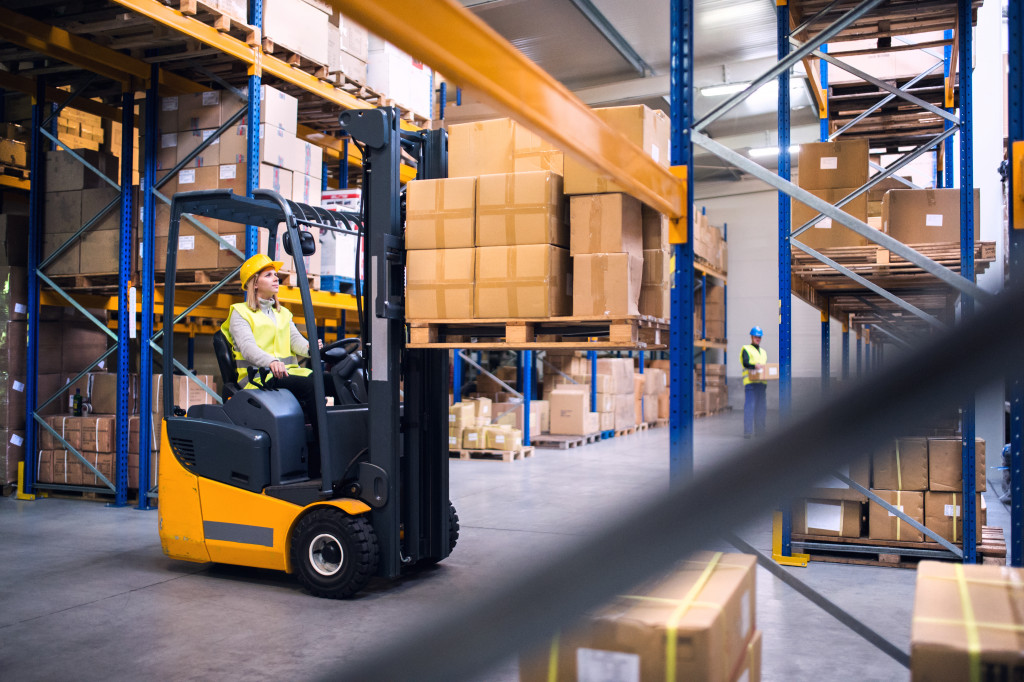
[699,82,752,97]
[749,145,801,158]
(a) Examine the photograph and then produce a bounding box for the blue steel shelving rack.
[1007,0,1023,567]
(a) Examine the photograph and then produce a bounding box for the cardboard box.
[599,411,615,431]
[79,230,122,275]
[216,229,247,269]
[746,363,779,382]
[291,172,320,206]
[641,205,669,251]
[791,186,870,249]
[260,124,300,171]
[448,118,562,178]
[177,90,242,131]
[640,283,670,319]
[596,358,634,394]
[569,193,643,257]
[151,373,216,415]
[448,402,476,431]
[613,394,635,430]
[642,248,671,287]
[467,397,492,421]
[643,368,667,395]
[259,162,292,198]
[657,392,669,420]
[260,84,298,134]
[882,188,981,244]
[868,490,925,542]
[80,187,121,232]
[219,125,250,165]
[78,415,116,453]
[927,437,986,492]
[42,232,80,276]
[572,253,643,317]
[485,425,522,451]
[474,245,571,319]
[924,492,983,545]
[548,389,596,435]
[871,437,929,491]
[65,372,133,416]
[366,42,433,120]
[406,248,474,320]
[45,149,117,193]
[563,105,670,195]
[176,165,220,192]
[447,427,461,450]
[60,322,109,374]
[0,214,28,267]
[406,177,476,249]
[44,190,82,236]
[263,0,330,67]
[476,171,567,248]
[519,552,757,682]
[461,426,485,449]
[912,561,1024,681]
[797,140,869,190]
[793,498,863,537]
[809,456,872,502]
[176,128,221,168]
[593,393,614,413]
[492,400,542,439]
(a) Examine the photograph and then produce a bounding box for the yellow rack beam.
[0,175,29,192]
[327,0,685,221]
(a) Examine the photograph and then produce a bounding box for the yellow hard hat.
[240,253,284,289]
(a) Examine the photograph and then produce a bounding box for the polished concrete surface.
[0,404,1008,681]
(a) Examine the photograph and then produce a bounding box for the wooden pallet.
[789,0,981,43]
[792,526,1006,568]
[614,426,638,437]
[650,419,668,428]
[531,433,601,449]
[47,272,121,292]
[449,446,534,462]
[0,164,30,180]
[172,0,260,45]
[262,38,329,79]
[408,315,669,351]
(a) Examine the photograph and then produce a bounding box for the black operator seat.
[213,330,242,401]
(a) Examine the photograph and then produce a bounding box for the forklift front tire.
[291,508,379,599]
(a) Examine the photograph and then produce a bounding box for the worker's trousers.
[743,382,767,436]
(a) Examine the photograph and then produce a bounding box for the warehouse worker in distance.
[741,326,768,439]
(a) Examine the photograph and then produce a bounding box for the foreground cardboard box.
[868,490,925,542]
[927,437,986,492]
[572,253,643,317]
[448,118,562,178]
[476,171,566,247]
[746,363,779,381]
[912,562,1024,681]
[793,498,863,537]
[569,193,643,257]
[797,140,869,190]
[548,389,599,435]
[563,105,670,195]
[791,186,870,250]
[405,177,476,249]
[882,188,981,245]
[519,552,757,682]
[406,248,475,319]
[924,492,983,545]
[474,245,571,318]
[871,437,928,491]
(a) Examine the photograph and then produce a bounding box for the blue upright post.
[777,0,793,555]
[856,331,862,377]
[841,324,849,382]
[439,82,447,121]
[722,222,728,341]
[1007,0,1023,567]
[340,138,349,189]
[322,160,328,191]
[639,351,645,424]
[452,349,462,401]
[522,350,532,445]
[456,87,462,106]
[819,44,829,142]
[669,0,695,482]
[588,350,597,417]
[23,77,45,495]
[516,351,524,394]
[245,0,263,258]
[942,29,955,189]
[820,310,830,397]
[700,272,706,391]
[137,64,158,510]
[113,88,134,508]
[959,0,977,563]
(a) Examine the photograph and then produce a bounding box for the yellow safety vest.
[741,344,768,385]
[220,302,311,388]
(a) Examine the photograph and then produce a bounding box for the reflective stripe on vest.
[220,302,311,388]
[741,344,768,385]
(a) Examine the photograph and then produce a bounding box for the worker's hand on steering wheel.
[318,339,324,350]
[269,360,288,379]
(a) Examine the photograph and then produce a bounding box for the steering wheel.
[322,337,362,362]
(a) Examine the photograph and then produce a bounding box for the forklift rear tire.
[291,509,379,599]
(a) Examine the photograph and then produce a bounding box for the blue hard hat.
[750,326,764,337]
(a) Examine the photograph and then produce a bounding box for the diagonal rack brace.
[457,351,522,399]
[691,131,992,305]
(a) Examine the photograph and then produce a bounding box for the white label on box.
[495,434,505,444]
[467,433,477,442]
[179,236,195,251]
[162,96,178,111]
[449,414,455,422]
[97,360,105,370]
[179,169,196,185]
[202,91,220,106]
[219,235,237,251]
[161,133,177,149]
[806,501,842,532]
[738,670,750,682]
[12,380,25,393]
[576,648,640,682]
[220,164,237,180]
[820,156,839,170]
[768,366,778,377]
[651,145,660,164]
[814,218,833,230]
[201,130,219,145]
[10,433,24,447]
[14,303,26,314]
[887,505,904,517]
[925,214,944,227]
[740,589,752,638]
[944,504,961,517]
[448,436,457,447]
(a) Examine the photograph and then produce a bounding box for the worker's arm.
[741,348,757,369]
[290,322,310,357]
[229,310,278,368]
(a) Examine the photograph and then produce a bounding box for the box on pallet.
[791,187,870,249]
[475,245,571,318]
[797,140,869,190]
[809,456,872,501]
[448,402,476,431]
[563,105,670,195]
[476,171,567,247]
[641,204,669,251]
[793,498,863,538]
[569,193,642,257]
[448,118,562,178]
[406,248,474,319]
[152,374,216,415]
[572,253,643,317]
[923,492,983,545]
[871,437,928,491]
[868,490,925,542]
[519,552,758,682]
[493,400,545,439]
[548,390,598,435]
[263,0,330,66]
[882,188,981,244]
[405,177,476,249]
[485,425,522,451]
[927,437,985,492]
[367,40,433,121]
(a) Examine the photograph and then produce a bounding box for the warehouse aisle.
[0,412,1004,681]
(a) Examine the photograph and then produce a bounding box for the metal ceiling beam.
[567,0,652,77]
[325,0,685,219]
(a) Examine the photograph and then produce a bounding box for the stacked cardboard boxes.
[328,11,369,84]
[693,363,728,415]
[548,386,599,436]
[367,38,433,121]
[792,140,871,250]
[448,400,524,452]
[881,188,981,246]
[263,0,330,68]
[640,206,672,319]
[597,358,635,431]
[692,211,728,273]
[695,280,726,341]
[634,367,665,424]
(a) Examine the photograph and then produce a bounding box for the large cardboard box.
[406,177,476,249]
[80,187,121,231]
[563,105,670,195]
[493,400,543,439]
[808,456,872,502]
[596,358,634,394]
[928,437,986,492]
[475,171,566,248]
[448,118,561,178]
[151,373,216,415]
[44,190,82,236]
[791,186,870,249]
[259,162,292,198]
[548,389,596,435]
[177,90,242,131]
[640,283,670,319]
[219,124,250,165]
[519,552,757,682]
[448,402,476,431]
[613,394,635,430]
[79,229,122,275]
[746,363,779,381]
[260,124,300,171]
[291,173,320,206]
[366,41,433,121]
[871,437,929,491]
[406,248,474,319]
[797,140,869,190]
[641,204,669,251]
[924,492,983,545]
[45,149,117,193]
[793,498,863,537]
[176,166,219,193]
[66,372,136,415]
[882,188,981,244]
[912,562,1024,681]
[263,0,330,67]
[642,248,671,288]
[176,128,221,168]
[474,245,571,318]
[569,193,643,257]
[484,425,522,451]
[42,232,80,276]
[260,84,298,134]
[868,490,925,542]
[572,253,642,317]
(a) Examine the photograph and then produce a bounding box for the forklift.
[157,108,456,598]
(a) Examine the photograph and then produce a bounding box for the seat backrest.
[213,330,241,399]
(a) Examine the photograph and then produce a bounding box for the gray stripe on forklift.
[204,521,274,547]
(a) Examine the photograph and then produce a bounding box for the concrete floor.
[0,404,1008,681]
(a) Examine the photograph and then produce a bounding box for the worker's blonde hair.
[244,268,282,312]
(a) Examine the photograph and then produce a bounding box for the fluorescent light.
[700,82,752,97]
[749,145,801,158]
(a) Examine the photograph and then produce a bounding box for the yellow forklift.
[157,108,456,598]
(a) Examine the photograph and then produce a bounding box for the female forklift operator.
[220,253,323,427]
